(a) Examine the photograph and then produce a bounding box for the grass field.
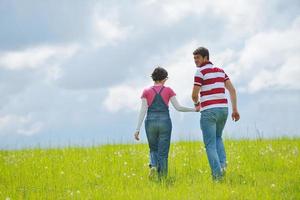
[0,138,299,199]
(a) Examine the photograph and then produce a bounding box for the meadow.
[0,138,299,199]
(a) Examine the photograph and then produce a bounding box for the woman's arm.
[134,98,148,140]
[170,96,196,112]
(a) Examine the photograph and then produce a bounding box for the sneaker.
[149,167,157,180]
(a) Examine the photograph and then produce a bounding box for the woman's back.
[141,85,176,107]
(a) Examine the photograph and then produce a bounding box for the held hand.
[195,104,201,112]
[134,131,140,141]
[232,111,240,122]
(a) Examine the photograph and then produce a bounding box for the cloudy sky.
[0,0,299,149]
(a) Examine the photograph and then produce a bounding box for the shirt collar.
[197,61,213,68]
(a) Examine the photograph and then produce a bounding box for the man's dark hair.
[193,47,209,60]
[151,67,168,81]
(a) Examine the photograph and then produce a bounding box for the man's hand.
[134,131,140,141]
[195,104,201,112]
[232,110,240,122]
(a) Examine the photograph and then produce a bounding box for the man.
[191,47,240,180]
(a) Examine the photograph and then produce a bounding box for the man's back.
[194,61,229,111]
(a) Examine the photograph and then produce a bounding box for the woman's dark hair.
[151,67,168,82]
[193,47,209,60]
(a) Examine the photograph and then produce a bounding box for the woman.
[134,67,198,179]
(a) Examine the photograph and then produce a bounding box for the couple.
[134,47,240,181]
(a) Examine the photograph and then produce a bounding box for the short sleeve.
[224,72,230,81]
[168,87,176,98]
[194,69,203,86]
[141,89,147,99]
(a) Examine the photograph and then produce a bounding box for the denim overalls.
[145,86,172,177]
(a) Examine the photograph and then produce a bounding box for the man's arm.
[224,80,240,121]
[192,85,201,106]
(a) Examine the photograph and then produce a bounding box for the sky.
[0,0,299,149]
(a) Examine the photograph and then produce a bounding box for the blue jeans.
[145,113,172,177]
[200,107,228,180]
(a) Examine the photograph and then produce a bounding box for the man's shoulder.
[213,66,225,72]
[201,66,226,75]
[194,67,204,76]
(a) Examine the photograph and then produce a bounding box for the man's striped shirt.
[194,61,229,111]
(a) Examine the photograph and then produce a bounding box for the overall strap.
[151,86,165,94]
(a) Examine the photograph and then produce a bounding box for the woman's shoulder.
[163,85,174,90]
[143,86,154,91]
[163,86,176,95]
[142,86,154,94]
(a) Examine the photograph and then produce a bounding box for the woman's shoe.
[149,167,158,180]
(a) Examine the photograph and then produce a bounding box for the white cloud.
[90,8,133,48]
[248,56,300,92]
[17,122,44,136]
[158,1,202,23]
[0,44,79,70]
[139,0,206,24]
[225,16,300,93]
[102,41,199,113]
[103,83,148,112]
[139,0,264,34]
[0,114,44,136]
[162,41,199,103]
[211,0,265,34]
[45,64,63,81]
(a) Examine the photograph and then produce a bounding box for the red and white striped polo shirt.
[194,61,229,111]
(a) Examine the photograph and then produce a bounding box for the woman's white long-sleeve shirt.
[135,96,196,132]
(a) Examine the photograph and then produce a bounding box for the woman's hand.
[134,131,140,141]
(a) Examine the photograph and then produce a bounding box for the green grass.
[1,139,300,199]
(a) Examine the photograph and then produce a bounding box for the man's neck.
[198,61,212,67]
